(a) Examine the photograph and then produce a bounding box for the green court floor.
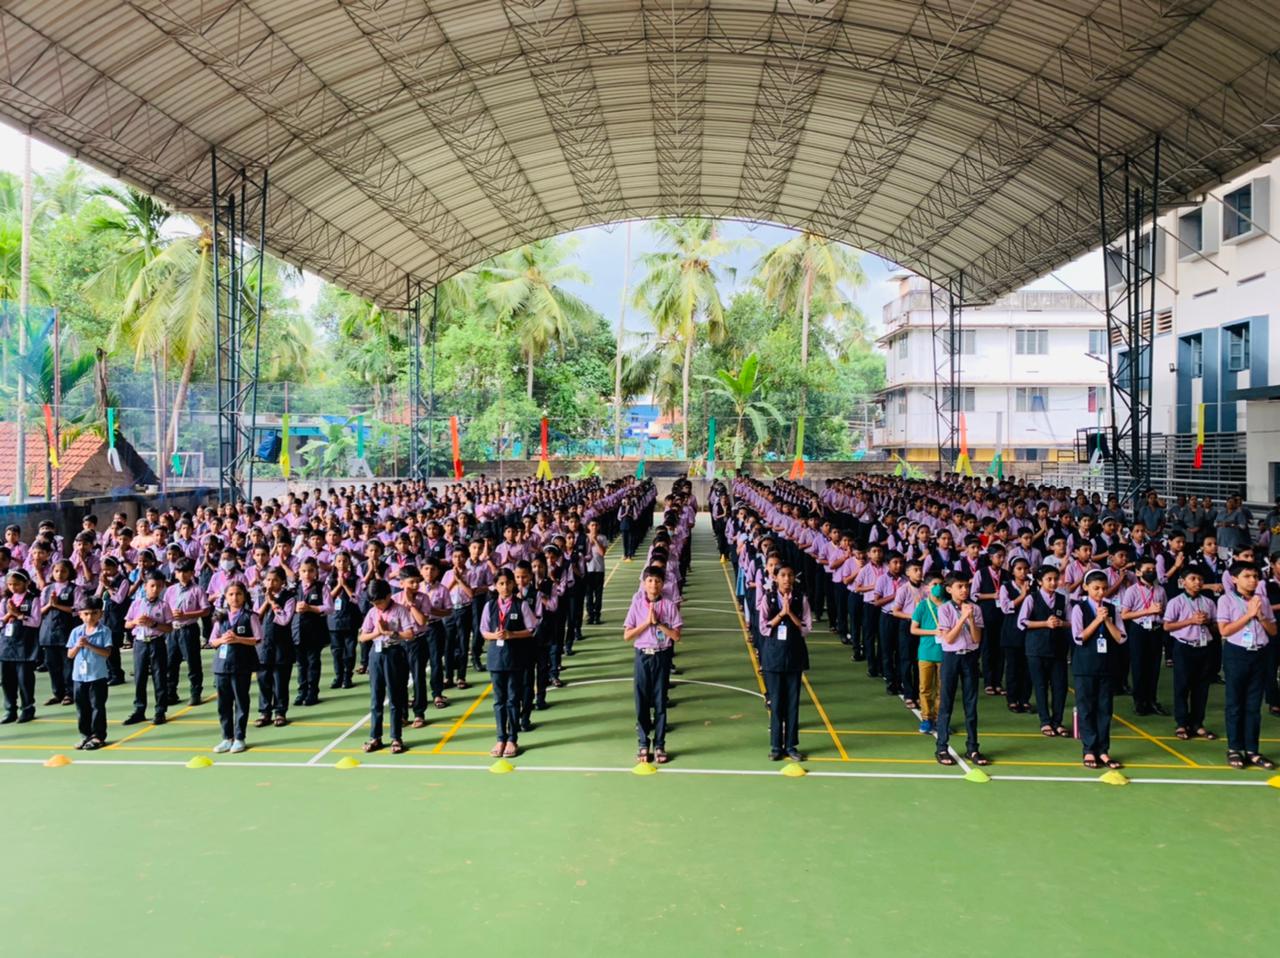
[2,523,1277,957]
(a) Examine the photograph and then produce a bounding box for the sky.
[1,120,1103,330]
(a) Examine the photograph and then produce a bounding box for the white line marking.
[306,713,370,765]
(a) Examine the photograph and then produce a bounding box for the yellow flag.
[279,414,291,479]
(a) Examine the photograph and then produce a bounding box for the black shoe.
[342,679,355,690]
[853,652,865,662]
[519,719,534,732]
[17,711,34,724]
[121,712,146,726]
[165,693,181,706]
[768,750,783,761]
[0,713,14,724]
[188,694,202,707]
[304,698,319,707]
[565,648,576,656]
[534,699,548,711]
[153,714,166,725]
[1151,702,1170,716]
[1133,705,1153,716]
[293,696,306,706]
[472,659,486,673]
[108,677,126,687]
[329,679,343,690]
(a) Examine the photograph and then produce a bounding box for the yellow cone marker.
[1267,774,1280,790]
[964,768,991,784]
[44,754,71,768]
[334,756,360,770]
[632,762,657,776]
[780,762,807,778]
[186,755,214,769]
[1099,770,1129,786]
[489,759,514,774]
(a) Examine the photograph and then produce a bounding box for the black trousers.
[1003,646,1031,707]
[368,645,408,742]
[1074,672,1113,756]
[256,663,291,718]
[521,639,551,720]
[1027,654,1068,727]
[107,627,126,683]
[490,668,523,743]
[566,581,586,649]
[763,670,801,753]
[936,652,980,756]
[1222,642,1267,754]
[469,594,488,664]
[74,678,108,741]
[981,612,1004,689]
[1267,640,1280,709]
[585,571,605,622]
[1172,641,1213,732]
[862,604,881,675]
[165,625,203,701]
[42,644,72,700]
[633,649,670,749]
[835,585,849,638]
[547,612,566,679]
[447,607,471,681]
[294,637,324,704]
[215,671,252,742]
[406,636,429,717]
[878,611,900,690]
[425,622,448,699]
[897,621,919,701]
[131,639,167,716]
[849,593,864,655]
[1,660,35,717]
[329,627,357,684]
[1128,625,1165,707]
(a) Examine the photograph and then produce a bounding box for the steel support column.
[212,150,268,503]
[1097,137,1160,510]
[929,273,962,472]
[407,279,437,481]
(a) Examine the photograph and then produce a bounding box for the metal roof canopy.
[3,0,1280,307]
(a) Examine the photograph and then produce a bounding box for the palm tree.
[698,352,783,466]
[335,291,405,420]
[0,309,95,499]
[481,238,592,399]
[633,218,738,455]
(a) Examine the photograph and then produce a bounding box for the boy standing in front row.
[67,596,113,750]
[757,563,811,762]
[623,567,682,765]
[933,574,989,767]
[1216,562,1277,770]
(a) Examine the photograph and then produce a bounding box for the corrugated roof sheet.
[1,0,1277,305]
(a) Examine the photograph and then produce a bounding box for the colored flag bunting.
[279,414,292,479]
[43,404,59,469]
[535,417,553,480]
[953,412,974,477]
[449,416,463,479]
[706,417,717,479]
[1193,403,1206,469]
[356,415,365,460]
[788,416,806,480]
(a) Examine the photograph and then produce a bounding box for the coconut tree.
[698,352,784,466]
[633,218,739,455]
[481,238,593,399]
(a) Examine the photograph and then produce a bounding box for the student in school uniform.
[253,567,295,727]
[481,569,537,759]
[419,559,454,711]
[1216,562,1277,769]
[121,572,174,726]
[519,556,558,723]
[1,569,42,723]
[1120,555,1168,716]
[623,566,682,764]
[1070,570,1127,769]
[96,555,129,686]
[358,580,417,754]
[441,549,473,690]
[583,518,608,625]
[1162,566,1219,742]
[164,559,209,708]
[932,573,990,766]
[291,557,330,707]
[325,551,361,690]
[1266,553,1280,718]
[38,560,79,707]
[66,596,113,749]
[889,559,925,709]
[209,581,261,754]
[756,563,810,762]
[871,551,905,695]
[910,571,945,733]
[1019,565,1072,737]
[999,557,1033,713]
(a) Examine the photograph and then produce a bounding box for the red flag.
[43,404,59,469]
[540,417,549,460]
[449,416,463,479]
[1193,445,1203,469]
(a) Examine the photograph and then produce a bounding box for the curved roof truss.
[2,0,1279,306]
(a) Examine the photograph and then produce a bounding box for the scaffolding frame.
[408,280,439,481]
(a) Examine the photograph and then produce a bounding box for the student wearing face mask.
[910,572,946,734]
[1120,556,1168,716]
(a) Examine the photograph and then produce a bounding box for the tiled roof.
[0,423,107,497]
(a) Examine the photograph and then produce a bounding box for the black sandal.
[1247,753,1276,770]
[1083,754,1099,769]
[1041,725,1056,737]
[936,751,956,766]
[1175,727,1190,740]
[967,751,991,766]
[1227,751,1246,769]
[1101,755,1122,770]
[390,739,405,754]
[363,738,384,753]
[1195,728,1218,741]
[1055,726,1071,738]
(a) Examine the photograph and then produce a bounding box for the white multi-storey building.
[1136,156,1280,503]
[874,274,1108,465]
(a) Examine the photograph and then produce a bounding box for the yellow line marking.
[432,685,491,753]
[719,560,766,695]
[1111,711,1200,767]
[801,675,850,761]
[106,698,205,750]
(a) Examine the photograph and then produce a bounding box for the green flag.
[706,417,717,477]
[635,458,646,479]
[356,415,365,459]
[986,452,1004,479]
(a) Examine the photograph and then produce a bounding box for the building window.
[1087,386,1106,413]
[942,387,975,412]
[941,329,975,355]
[1225,323,1251,372]
[1087,329,1106,355]
[1015,329,1049,355]
[1015,387,1048,412]
[1186,334,1203,378]
[1223,185,1253,240]
[896,335,908,359]
[1179,208,1203,252]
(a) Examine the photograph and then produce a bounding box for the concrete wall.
[0,488,218,542]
